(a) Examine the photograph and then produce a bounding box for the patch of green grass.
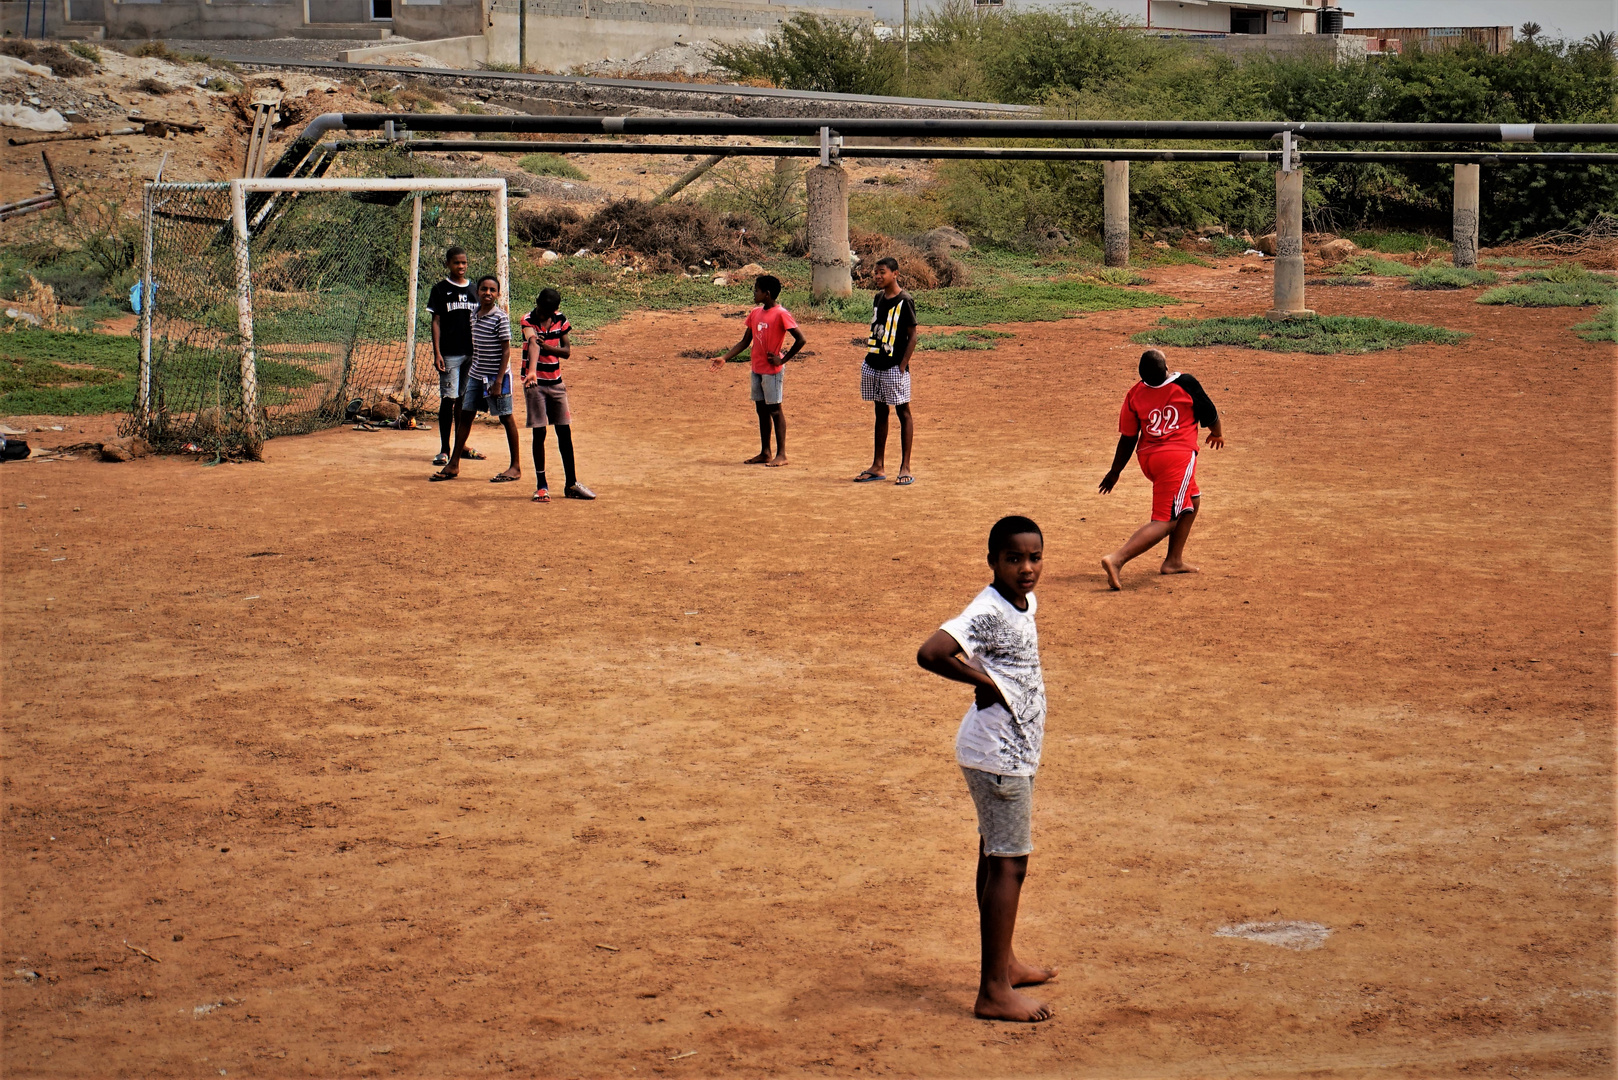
[1140,246,1212,269]
[1513,262,1611,284]
[1330,255,1417,279]
[67,41,102,64]
[1571,305,1616,343]
[1208,236,1252,256]
[1083,266,1151,286]
[1407,265,1499,290]
[1481,256,1549,268]
[482,61,522,72]
[1343,231,1442,255]
[1132,315,1467,354]
[1476,274,1615,308]
[458,101,487,114]
[917,329,1015,351]
[517,153,589,181]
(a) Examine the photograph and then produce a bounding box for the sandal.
[853,471,886,483]
[895,474,915,486]
[461,447,486,460]
[432,452,449,466]
[489,473,521,483]
[532,487,550,503]
[429,471,458,482]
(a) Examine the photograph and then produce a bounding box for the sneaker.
[432,452,449,466]
[532,487,550,503]
[564,482,596,501]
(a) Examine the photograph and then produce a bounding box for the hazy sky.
[1341,0,1616,40]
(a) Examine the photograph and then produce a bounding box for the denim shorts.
[962,766,1034,857]
[750,371,784,405]
[462,373,513,417]
[438,354,471,399]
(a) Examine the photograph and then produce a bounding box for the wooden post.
[40,150,69,221]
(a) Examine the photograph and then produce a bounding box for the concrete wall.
[393,0,483,39]
[344,31,487,63]
[484,0,870,69]
[101,0,308,39]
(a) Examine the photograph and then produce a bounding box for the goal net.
[131,176,508,457]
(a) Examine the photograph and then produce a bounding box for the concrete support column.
[1266,168,1313,320]
[806,164,852,300]
[1452,163,1480,268]
[1103,161,1129,267]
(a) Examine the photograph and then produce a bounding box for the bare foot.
[1008,958,1058,987]
[765,455,789,468]
[1160,560,1200,576]
[742,453,770,465]
[974,986,1053,1022]
[1101,555,1123,591]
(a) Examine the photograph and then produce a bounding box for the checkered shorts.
[860,361,911,405]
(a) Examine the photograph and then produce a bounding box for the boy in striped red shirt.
[1098,349,1224,590]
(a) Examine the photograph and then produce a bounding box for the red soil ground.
[3,264,1613,1077]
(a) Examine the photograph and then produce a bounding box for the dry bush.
[848,229,971,289]
[133,77,173,95]
[522,200,764,271]
[6,42,96,76]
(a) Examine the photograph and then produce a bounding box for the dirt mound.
[849,229,970,290]
[1,40,95,77]
[513,200,764,271]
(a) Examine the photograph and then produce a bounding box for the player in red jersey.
[1097,349,1224,590]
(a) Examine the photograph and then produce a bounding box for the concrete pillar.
[805,164,852,300]
[1452,163,1480,268]
[1103,161,1129,268]
[1266,168,1313,320]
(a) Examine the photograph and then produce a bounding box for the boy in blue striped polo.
[431,275,522,484]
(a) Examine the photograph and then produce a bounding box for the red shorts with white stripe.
[1138,448,1199,522]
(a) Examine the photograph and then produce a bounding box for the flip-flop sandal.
[853,472,887,483]
[432,452,449,466]
[429,472,458,482]
[532,488,550,503]
[895,475,916,486]
[489,473,520,483]
[461,447,487,460]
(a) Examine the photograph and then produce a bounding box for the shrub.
[35,44,93,77]
[1407,264,1499,289]
[708,13,902,95]
[1343,231,1443,254]
[511,205,583,248]
[518,153,589,181]
[68,41,103,64]
[133,77,172,95]
[1133,314,1466,353]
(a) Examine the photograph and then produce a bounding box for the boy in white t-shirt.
[916,515,1055,1023]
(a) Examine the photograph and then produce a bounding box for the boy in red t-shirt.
[1098,349,1225,590]
[713,274,805,467]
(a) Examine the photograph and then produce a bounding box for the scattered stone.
[1256,233,1279,256]
[917,226,971,252]
[99,436,152,462]
[540,250,560,262]
[735,262,765,277]
[1318,238,1357,264]
[1152,240,1171,249]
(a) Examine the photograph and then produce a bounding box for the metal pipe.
[324,114,1618,143]
[139,183,155,437]
[334,140,1618,165]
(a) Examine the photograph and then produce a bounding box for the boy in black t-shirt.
[425,247,483,466]
[854,257,918,487]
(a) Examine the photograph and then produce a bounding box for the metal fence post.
[494,180,509,314]
[229,180,263,456]
[404,193,422,405]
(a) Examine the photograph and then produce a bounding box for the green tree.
[707,14,902,96]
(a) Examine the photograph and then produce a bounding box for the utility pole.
[519,0,528,70]
[903,0,910,83]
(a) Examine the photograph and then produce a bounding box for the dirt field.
[3,265,1613,1077]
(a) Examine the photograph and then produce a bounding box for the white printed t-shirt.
[941,585,1046,777]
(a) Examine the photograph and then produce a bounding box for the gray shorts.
[438,354,471,399]
[962,766,1034,857]
[860,361,911,405]
[523,378,571,428]
[750,371,784,405]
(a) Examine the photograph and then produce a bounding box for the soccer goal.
[133,176,508,456]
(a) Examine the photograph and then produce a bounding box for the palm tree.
[1518,21,1542,43]
[1585,30,1617,57]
